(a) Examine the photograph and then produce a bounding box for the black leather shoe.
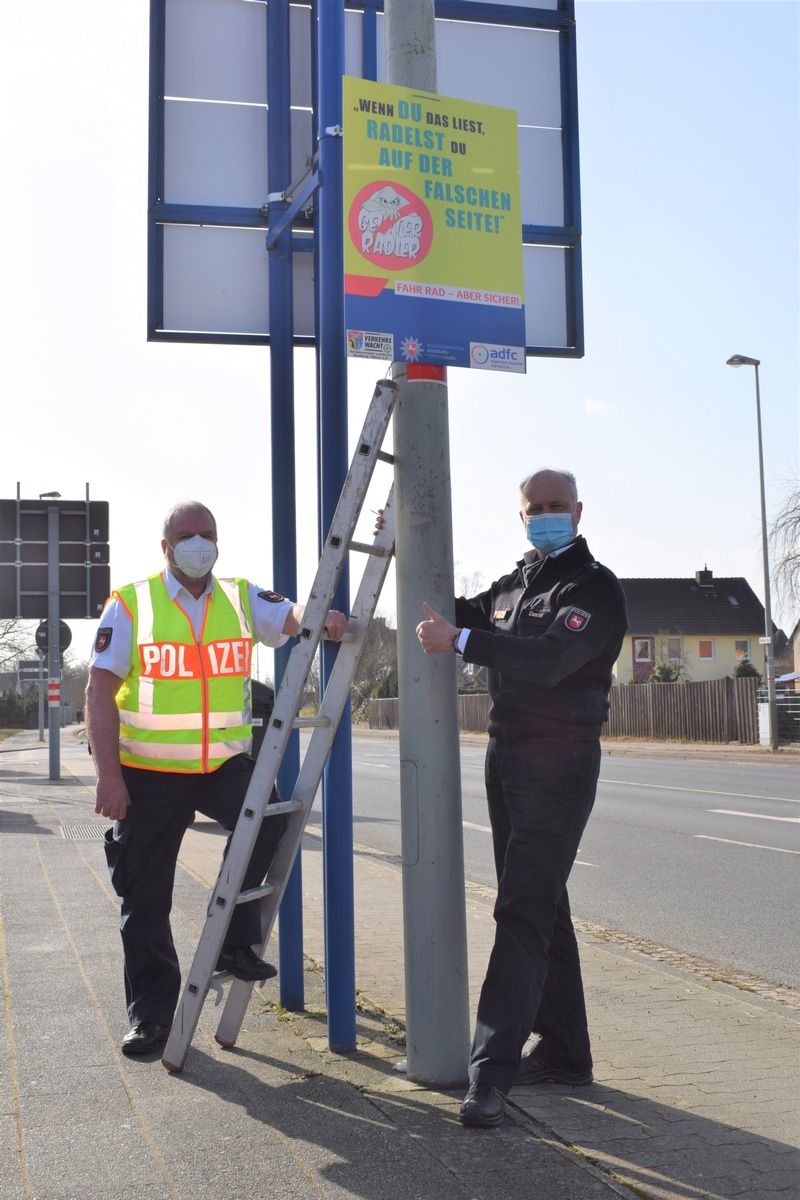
[121,1023,170,1056]
[459,1082,505,1127]
[215,945,278,982]
[516,1050,593,1086]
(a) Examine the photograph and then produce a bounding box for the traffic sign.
[0,496,110,619]
[35,620,72,654]
[17,658,44,684]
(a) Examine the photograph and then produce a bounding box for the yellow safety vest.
[115,573,254,773]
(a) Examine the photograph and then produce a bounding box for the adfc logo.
[349,181,433,272]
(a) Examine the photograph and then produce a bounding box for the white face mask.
[169,535,218,579]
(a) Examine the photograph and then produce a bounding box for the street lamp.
[726,354,778,751]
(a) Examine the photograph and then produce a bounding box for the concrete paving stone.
[698,1176,795,1197]
[12,1003,115,1049]
[14,1062,121,1100]
[26,1190,177,1200]
[729,1145,800,1173]
[0,1114,23,1194]
[444,1166,616,1200]
[22,1118,170,1197]
[11,1031,116,1074]
[0,901,62,926]
[8,977,96,1011]
[20,1084,135,1129]
[584,1133,797,1173]
[287,1138,478,1199]
[725,1193,800,1200]
[152,1083,472,1200]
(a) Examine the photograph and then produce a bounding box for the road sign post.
[17,657,48,742]
[385,0,470,1090]
[38,652,44,742]
[47,505,61,780]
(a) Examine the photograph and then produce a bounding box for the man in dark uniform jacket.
[417,468,628,1127]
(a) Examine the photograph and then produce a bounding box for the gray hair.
[519,469,578,505]
[162,500,217,543]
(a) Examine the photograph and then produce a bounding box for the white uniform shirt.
[89,569,294,679]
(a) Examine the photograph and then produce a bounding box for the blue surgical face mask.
[525,514,575,555]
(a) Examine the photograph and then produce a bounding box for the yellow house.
[615,568,768,685]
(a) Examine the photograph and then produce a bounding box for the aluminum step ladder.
[162,378,399,1072]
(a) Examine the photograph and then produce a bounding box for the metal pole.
[266,0,305,1007]
[386,0,470,1088]
[753,364,779,751]
[316,0,355,1052]
[38,650,45,742]
[47,505,60,780]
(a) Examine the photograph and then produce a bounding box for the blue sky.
[1,1,797,668]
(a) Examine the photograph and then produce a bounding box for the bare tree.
[351,612,398,719]
[0,619,36,677]
[456,566,486,599]
[61,655,90,712]
[769,480,800,627]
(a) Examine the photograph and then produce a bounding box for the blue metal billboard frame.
[147,0,583,357]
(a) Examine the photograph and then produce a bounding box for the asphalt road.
[308,733,800,991]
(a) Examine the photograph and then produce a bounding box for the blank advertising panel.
[148,0,581,356]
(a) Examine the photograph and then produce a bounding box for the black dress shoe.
[121,1023,170,1056]
[215,944,278,982]
[458,1081,505,1127]
[516,1049,593,1087]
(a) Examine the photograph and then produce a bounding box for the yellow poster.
[343,76,526,372]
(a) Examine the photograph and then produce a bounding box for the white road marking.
[602,779,799,803]
[709,808,800,824]
[695,835,800,855]
[461,821,597,865]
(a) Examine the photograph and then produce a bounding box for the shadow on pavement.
[510,1079,800,1199]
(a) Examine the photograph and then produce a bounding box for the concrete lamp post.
[726,354,779,751]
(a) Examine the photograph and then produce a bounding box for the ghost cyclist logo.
[349,181,433,271]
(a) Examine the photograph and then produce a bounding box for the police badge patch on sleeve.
[565,607,591,631]
[258,591,285,603]
[95,627,113,652]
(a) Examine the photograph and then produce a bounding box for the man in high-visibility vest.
[86,500,347,1056]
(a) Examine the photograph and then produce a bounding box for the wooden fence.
[369,676,760,743]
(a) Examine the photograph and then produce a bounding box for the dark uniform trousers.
[104,754,285,1027]
[469,734,601,1093]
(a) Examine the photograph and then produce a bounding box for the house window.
[634,638,653,663]
[735,639,750,660]
[698,639,715,660]
[667,637,682,661]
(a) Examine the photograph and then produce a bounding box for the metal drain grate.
[61,824,107,841]
[0,795,40,803]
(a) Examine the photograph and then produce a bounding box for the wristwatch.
[452,630,462,654]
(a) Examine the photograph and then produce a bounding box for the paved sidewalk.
[1,728,798,1200]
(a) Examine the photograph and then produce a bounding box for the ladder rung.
[257,799,303,817]
[350,540,389,558]
[236,883,277,904]
[377,450,394,464]
[292,716,332,729]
